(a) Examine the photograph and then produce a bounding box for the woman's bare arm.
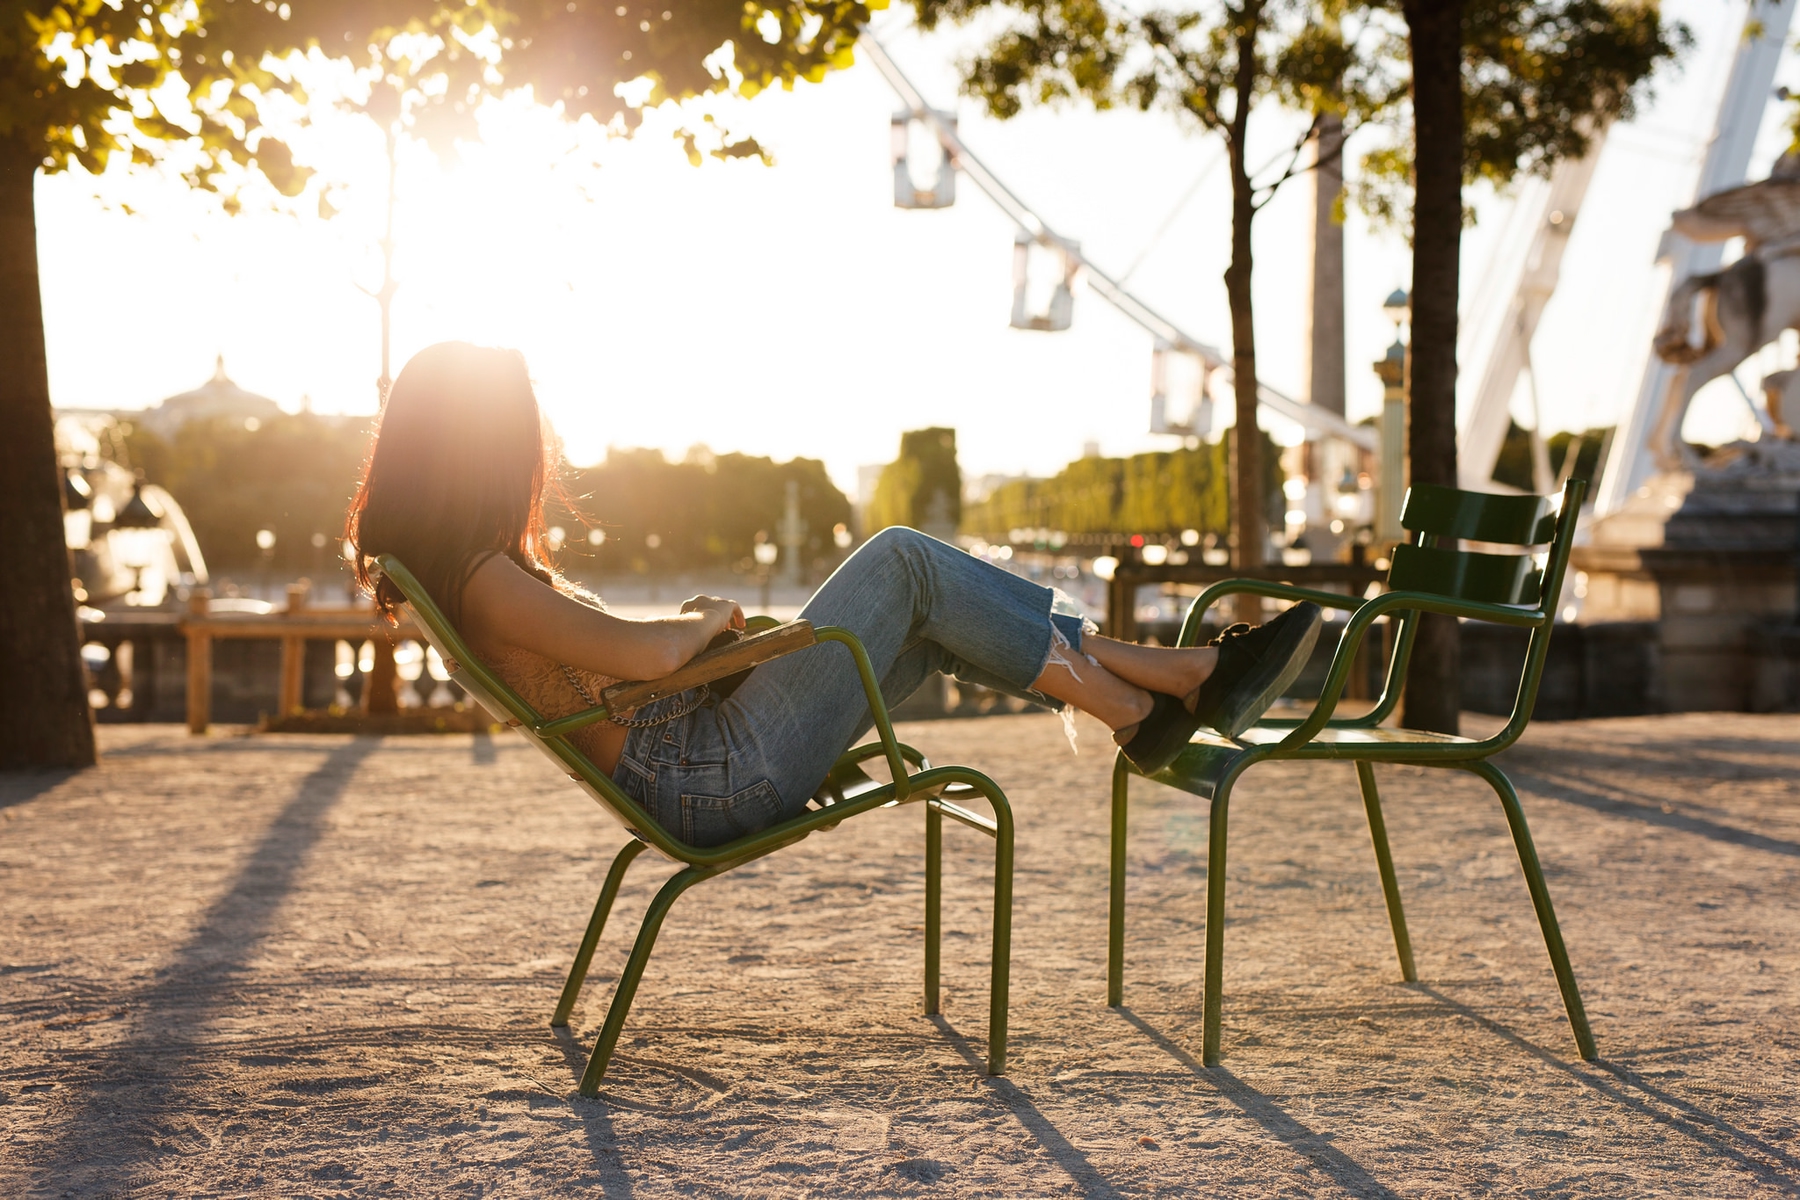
[458,554,742,680]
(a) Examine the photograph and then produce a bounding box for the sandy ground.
[2,710,1797,1198]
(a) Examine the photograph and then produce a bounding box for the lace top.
[482,641,621,763]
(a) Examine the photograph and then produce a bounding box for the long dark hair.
[347,341,562,626]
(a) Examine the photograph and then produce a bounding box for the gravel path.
[2,711,1797,1197]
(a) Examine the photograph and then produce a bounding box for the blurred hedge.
[120,413,373,574]
[866,427,962,534]
[961,432,1281,540]
[115,418,850,578]
[554,448,851,576]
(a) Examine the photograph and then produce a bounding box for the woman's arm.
[458,553,742,680]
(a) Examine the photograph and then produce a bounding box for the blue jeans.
[611,527,1085,846]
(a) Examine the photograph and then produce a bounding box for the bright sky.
[38,1,1794,496]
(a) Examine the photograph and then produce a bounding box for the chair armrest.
[1371,589,1548,628]
[1266,587,1545,749]
[1174,579,1384,734]
[534,620,817,738]
[603,620,817,711]
[1261,600,1394,742]
[1178,579,1371,647]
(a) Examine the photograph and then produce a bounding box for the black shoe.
[1188,602,1324,738]
[1116,690,1202,776]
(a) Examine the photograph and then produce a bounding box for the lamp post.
[753,536,778,614]
[256,528,277,597]
[358,81,403,404]
[778,479,806,588]
[63,470,93,553]
[1373,289,1410,547]
[588,527,606,591]
[108,482,170,606]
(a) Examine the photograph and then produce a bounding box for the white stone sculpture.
[1650,153,1800,465]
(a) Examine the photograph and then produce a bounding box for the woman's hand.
[681,595,745,635]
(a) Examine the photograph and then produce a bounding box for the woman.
[348,342,1321,847]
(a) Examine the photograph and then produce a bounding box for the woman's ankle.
[1109,689,1156,743]
[1178,645,1219,699]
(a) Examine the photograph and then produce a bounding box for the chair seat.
[1239,724,1475,747]
[1143,724,1480,798]
[814,757,907,808]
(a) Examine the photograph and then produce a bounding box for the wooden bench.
[180,583,419,733]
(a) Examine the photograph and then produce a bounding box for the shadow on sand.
[0,767,82,812]
[1414,984,1800,1192]
[28,738,378,1193]
[1114,1007,1404,1199]
[1509,765,1800,860]
[929,1014,1131,1200]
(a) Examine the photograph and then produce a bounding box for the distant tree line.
[112,419,851,578]
[960,433,1282,542]
[866,428,962,534]
[553,448,852,577]
[120,414,374,575]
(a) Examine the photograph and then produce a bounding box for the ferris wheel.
[860,33,1375,464]
[863,3,1796,523]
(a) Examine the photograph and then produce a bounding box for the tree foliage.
[1356,0,1688,227]
[14,0,883,189]
[867,427,962,533]
[961,433,1281,539]
[108,420,852,578]
[914,0,1393,141]
[118,412,373,573]
[555,448,851,578]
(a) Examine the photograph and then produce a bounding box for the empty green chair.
[1107,480,1595,1065]
[376,555,1014,1096]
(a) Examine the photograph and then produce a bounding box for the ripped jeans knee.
[1041,611,1102,753]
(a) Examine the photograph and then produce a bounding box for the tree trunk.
[1400,0,1463,735]
[0,137,96,768]
[1225,7,1266,571]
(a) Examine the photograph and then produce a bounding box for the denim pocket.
[680,777,785,847]
[640,699,728,768]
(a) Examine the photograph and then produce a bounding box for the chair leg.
[983,781,1015,1076]
[1465,759,1598,1061]
[925,804,942,1016]
[553,840,648,1028]
[579,864,716,1097]
[1202,777,1235,1067]
[1107,754,1130,1007]
[1356,762,1418,982]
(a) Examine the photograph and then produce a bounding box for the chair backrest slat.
[1368,479,1586,752]
[1401,483,1556,546]
[1386,544,1542,606]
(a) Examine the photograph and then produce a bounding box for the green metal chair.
[1107,480,1596,1066]
[375,555,1014,1096]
